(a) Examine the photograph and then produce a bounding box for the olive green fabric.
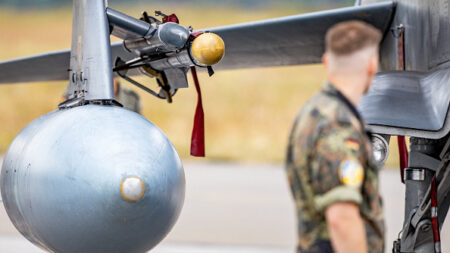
[314,185,362,212]
[286,83,385,253]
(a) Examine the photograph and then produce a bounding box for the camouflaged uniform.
[286,83,384,253]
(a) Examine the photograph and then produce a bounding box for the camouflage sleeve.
[311,122,365,213]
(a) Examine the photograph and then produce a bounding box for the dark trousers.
[298,240,333,253]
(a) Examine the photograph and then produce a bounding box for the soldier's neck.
[327,74,368,107]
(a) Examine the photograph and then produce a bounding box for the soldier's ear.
[322,53,328,67]
[367,56,378,77]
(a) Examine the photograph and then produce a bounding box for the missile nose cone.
[191,33,225,66]
[121,177,145,202]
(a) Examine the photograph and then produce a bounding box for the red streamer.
[190,67,205,157]
[162,14,179,24]
[398,136,408,183]
[431,177,441,253]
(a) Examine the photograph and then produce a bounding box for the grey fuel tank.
[0,104,185,253]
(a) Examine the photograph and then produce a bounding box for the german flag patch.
[345,139,360,151]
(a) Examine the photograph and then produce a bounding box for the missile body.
[107,8,225,71]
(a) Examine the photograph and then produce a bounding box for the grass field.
[0,3,401,166]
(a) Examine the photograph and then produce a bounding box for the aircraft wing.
[210,1,395,70]
[0,2,395,84]
[0,51,71,84]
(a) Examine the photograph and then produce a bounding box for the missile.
[143,32,225,71]
[107,8,225,93]
[107,8,190,54]
[107,7,225,68]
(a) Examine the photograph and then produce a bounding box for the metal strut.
[67,0,114,102]
[114,57,177,103]
[396,138,450,253]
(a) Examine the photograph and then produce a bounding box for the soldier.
[286,21,384,253]
[62,77,141,113]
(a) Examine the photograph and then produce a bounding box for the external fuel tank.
[0,105,185,253]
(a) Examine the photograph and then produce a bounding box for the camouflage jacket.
[286,83,385,253]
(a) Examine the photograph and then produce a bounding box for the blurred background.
[2,1,445,253]
[0,0,401,166]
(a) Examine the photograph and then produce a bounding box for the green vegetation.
[0,4,400,167]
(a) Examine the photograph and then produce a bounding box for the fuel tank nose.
[0,105,185,253]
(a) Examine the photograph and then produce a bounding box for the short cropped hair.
[325,21,382,56]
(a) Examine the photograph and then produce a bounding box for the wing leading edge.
[0,2,395,84]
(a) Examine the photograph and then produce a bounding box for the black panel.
[359,69,450,131]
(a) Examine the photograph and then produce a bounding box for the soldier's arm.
[309,121,367,252]
[325,202,367,253]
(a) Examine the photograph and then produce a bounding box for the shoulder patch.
[339,160,364,188]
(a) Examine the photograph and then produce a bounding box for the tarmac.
[0,158,449,253]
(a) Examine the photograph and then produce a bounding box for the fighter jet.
[0,0,449,253]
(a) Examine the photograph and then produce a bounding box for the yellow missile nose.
[191,33,225,66]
